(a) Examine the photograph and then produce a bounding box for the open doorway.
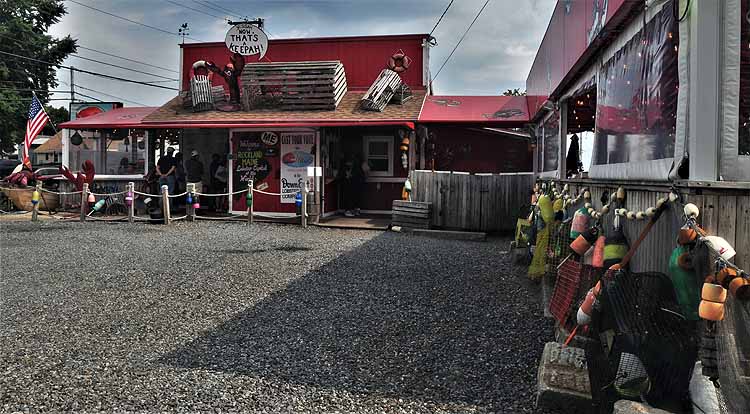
[566,87,596,178]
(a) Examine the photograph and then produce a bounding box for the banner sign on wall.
[280,132,315,203]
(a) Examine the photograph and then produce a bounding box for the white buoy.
[616,187,626,200]
[669,192,679,202]
[636,211,645,220]
[656,197,667,208]
[627,211,636,220]
[583,190,591,199]
[684,203,700,219]
[646,207,657,217]
[602,205,610,214]
[585,202,592,209]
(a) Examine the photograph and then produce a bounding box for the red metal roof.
[418,95,530,124]
[59,107,158,129]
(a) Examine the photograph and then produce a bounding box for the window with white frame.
[363,136,393,176]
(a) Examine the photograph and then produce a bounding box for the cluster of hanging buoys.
[186,192,200,210]
[528,180,748,328]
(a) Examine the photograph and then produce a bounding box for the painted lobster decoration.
[60,160,95,192]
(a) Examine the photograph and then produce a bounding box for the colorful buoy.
[31,190,40,205]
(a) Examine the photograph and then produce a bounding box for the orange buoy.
[728,277,750,300]
[701,283,727,303]
[699,300,725,321]
[717,268,739,287]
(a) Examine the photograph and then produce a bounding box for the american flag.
[23,93,50,169]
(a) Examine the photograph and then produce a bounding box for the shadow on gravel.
[161,233,544,408]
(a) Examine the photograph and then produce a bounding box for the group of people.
[155,147,228,211]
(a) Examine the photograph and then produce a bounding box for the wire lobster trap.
[585,269,699,413]
[549,258,604,332]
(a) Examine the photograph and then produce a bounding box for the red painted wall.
[181,34,427,93]
[526,0,636,116]
[429,126,533,173]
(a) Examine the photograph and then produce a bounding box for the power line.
[77,46,180,74]
[69,54,179,81]
[74,92,104,102]
[431,0,491,84]
[0,50,179,91]
[206,0,246,18]
[430,0,454,36]
[66,0,204,42]
[75,85,148,106]
[197,0,241,19]
[165,0,224,20]
[191,0,235,18]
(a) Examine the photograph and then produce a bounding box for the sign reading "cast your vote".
[225,23,269,59]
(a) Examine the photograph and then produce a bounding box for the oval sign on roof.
[225,23,268,60]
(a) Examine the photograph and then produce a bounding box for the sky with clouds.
[48,0,555,109]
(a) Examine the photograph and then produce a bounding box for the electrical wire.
[66,0,204,42]
[192,0,236,19]
[69,54,179,81]
[429,0,454,36]
[70,91,103,102]
[75,85,148,106]
[204,0,246,19]
[165,0,224,19]
[431,0,491,84]
[0,50,179,91]
[77,46,180,74]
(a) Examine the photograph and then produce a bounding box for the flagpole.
[32,91,58,134]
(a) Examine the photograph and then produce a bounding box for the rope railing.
[4,180,313,228]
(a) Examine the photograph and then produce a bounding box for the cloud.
[47,0,555,106]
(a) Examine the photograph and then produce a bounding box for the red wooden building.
[60,33,533,217]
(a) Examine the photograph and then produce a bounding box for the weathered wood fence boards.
[410,170,534,232]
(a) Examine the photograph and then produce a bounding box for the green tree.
[0,0,76,155]
[502,88,526,96]
[42,105,68,136]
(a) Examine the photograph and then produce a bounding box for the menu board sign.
[233,131,276,191]
[280,132,315,203]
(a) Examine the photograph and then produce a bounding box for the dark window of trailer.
[740,0,750,155]
[593,2,678,165]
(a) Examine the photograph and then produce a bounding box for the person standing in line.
[174,151,186,209]
[185,150,204,207]
[156,147,176,209]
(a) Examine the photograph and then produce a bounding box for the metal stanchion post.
[127,182,135,223]
[302,187,308,229]
[80,183,88,222]
[186,183,195,222]
[247,180,253,226]
[161,185,171,225]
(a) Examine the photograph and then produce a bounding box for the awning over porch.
[418,95,530,125]
[58,107,158,129]
[138,90,426,129]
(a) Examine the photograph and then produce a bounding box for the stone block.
[536,342,592,412]
[612,400,675,414]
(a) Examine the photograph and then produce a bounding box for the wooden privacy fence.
[410,170,534,232]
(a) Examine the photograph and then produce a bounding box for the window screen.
[593,2,678,165]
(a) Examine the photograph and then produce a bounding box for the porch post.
[161,184,171,225]
[688,0,722,181]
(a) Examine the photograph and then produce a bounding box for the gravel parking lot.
[1,221,553,413]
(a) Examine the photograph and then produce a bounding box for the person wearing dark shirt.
[157,147,176,208]
[185,150,204,193]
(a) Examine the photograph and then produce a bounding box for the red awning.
[59,107,158,129]
[419,95,530,124]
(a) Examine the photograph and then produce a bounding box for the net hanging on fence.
[549,258,603,332]
[585,269,698,413]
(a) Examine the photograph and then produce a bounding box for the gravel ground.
[1,221,554,413]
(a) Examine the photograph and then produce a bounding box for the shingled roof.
[141,90,426,127]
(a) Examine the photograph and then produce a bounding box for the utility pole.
[69,66,75,102]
